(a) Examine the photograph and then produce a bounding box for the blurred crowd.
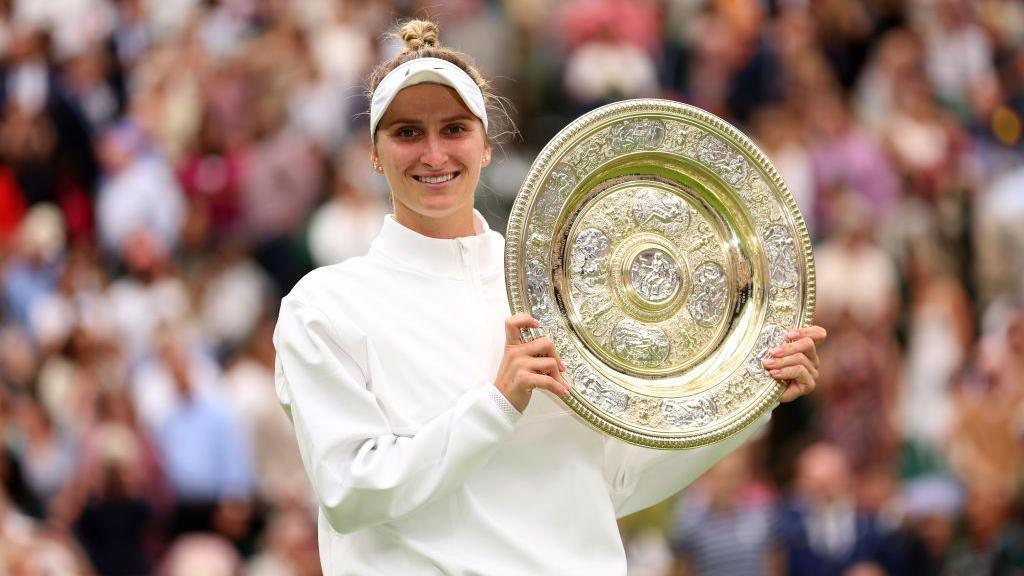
[0,0,1021,574]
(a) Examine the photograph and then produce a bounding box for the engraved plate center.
[629,249,680,303]
[560,179,733,379]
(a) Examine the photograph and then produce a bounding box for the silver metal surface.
[505,99,816,449]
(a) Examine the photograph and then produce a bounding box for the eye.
[395,127,419,139]
[444,124,467,136]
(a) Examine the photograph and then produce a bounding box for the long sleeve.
[273,295,520,534]
[603,413,770,517]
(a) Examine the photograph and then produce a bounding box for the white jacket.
[273,212,765,575]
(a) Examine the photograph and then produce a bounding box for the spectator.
[306,140,389,268]
[10,393,77,514]
[1,202,63,330]
[220,316,307,504]
[775,443,893,575]
[151,328,253,537]
[812,191,900,331]
[244,504,319,576]
[69,422,153,576]
[944,479,1024,574]
[669,446,779,576]
[899,474,963,575]
[808,92,901,234]
[94,121,185,257]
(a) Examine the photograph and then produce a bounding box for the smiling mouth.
[413,172,459,184]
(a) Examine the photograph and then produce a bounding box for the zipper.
[456,238,494,378]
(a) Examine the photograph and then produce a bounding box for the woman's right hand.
[494,314,570,413]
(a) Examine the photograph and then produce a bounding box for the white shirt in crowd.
[306,199,388,268]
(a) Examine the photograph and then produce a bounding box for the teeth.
[417,173,456,184]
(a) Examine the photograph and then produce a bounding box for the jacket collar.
[369,210,504,278]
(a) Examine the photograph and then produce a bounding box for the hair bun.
[399,20,440,52]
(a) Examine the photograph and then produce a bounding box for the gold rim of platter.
[505,99,816,449]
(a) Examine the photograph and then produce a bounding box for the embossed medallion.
[573,364,628,414]
[689,262,728,327]
[526,259,552,321]
[610,319,670,366]
[764,225,798,290]
[633,188,690,236]
[629,249,680,303]
[662,397,718,429]
[506,99,816,449]
[570,228,610,292]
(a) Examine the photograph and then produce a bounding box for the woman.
[273,20,826,575]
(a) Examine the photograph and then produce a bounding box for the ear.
[482,142,492,168]
[370,145,382,173]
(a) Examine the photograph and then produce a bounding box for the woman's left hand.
[762,325,828,403]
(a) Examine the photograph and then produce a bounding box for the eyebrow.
[383,114,477,128]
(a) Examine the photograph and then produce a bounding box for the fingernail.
[787,330,799,339]
[559,360,567,371]
[771,369,782,377]
[762,358,775,368]
[771,347,783,357]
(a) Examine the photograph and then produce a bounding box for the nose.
[420,133,448,168]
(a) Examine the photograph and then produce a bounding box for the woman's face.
[371,83,490,238]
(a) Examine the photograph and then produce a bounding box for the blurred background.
[0,0,1021,574]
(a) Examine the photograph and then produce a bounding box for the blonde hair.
[367,19,514,142]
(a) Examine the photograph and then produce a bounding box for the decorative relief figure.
[610,119,666,153]
[763,225,798,290]
[688,262,728,327]
[610,319,670,366]
[768,301,796,327]
[626,396,663,427]
[662,397,717,429]
[570,228,611,292]
[734,374,759,402]
[667,325,699,358]
[526,259,553,321]
[569,138,610,176]
[572,365,628,414]
[632,188,689,235]
[714,373,760,414]
[581,305,616,339]
[697,135,749,186]
[536,163,577,223]
[553,332,574,360]
[664,122,696,153]
[527,230,548,250]
[629,249,680,303]
[746,324,788,377]
[548,162,577,197]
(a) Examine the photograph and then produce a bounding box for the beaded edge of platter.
[505,98,816,449]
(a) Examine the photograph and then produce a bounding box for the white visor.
[370,57,488,139]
